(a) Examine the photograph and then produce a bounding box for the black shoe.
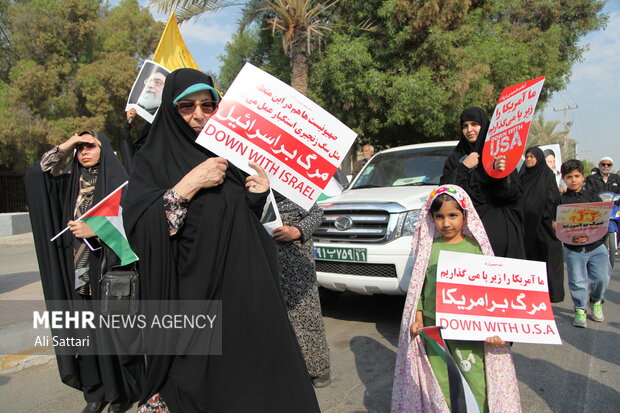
[312,373,332,388]
[108,401,133,413]
[81,401,108,413]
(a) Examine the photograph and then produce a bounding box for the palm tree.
[151,0,339,96]
[528,114,576,159]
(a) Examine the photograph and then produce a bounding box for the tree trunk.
[289,27,309,96]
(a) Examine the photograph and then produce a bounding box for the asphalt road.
[0,233,618,412]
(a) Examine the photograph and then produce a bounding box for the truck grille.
[316,260,397,278]
[313,207,396,243]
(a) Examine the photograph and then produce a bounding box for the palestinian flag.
[420,326,481,413]
[80,181,138,266]
[318,177,344,201]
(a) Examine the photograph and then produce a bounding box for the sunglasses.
[600,162,613,167]
[176,100,218,116]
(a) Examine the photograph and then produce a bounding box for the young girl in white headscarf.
[392,185,521,413]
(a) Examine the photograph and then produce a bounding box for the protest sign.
[126,60,171,123]
[435,251,561,345]
[482,77,545,178]
[538,144,563,187]
[195,63,357,210]
[555,202,612,245]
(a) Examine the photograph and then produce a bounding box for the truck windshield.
[350,145,456,189]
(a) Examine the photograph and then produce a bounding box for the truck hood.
[319,186,436,211]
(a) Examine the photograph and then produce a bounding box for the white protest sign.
[196,63,357,210]
[435,251,561,345]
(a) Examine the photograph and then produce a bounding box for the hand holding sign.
[493,156,507,172]
[246,161,270,193]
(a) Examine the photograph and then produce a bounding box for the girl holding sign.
[392,185,520,413]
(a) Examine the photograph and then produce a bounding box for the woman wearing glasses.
[124,69,320,413]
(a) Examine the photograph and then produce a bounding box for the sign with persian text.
[555,202,612,245]
[482,77,545,178]
[196,63,357,210]
[435,251,561,345]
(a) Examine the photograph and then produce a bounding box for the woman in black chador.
[123,68,320,413]
[25,132,143,413]
[519,146,565,302]
[440,107,526,259]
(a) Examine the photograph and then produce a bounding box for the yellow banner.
[153,12,200,71]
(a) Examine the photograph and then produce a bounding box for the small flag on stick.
[50,181,138,266]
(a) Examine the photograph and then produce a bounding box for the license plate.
[314,246,367,262]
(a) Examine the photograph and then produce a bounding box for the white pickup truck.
[313,141,458,295]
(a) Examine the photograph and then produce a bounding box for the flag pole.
[50,181,129,242]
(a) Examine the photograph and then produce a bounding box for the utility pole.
[553,105,578,158]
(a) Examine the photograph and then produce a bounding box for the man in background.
[352,144,375,176]
[586,156,620,194]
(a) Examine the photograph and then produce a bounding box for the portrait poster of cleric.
[538,143,563,187]
[196,63,357,210]
[126,60,171,123]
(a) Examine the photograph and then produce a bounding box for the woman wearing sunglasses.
[124,69,320,413]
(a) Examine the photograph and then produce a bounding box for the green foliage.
[220,0,607,150]
[218,24,291,92]
[0,0,163,171]
[218,27,261,91]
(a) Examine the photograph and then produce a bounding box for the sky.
[143,1,619,167]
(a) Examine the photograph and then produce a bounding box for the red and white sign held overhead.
[482,77,545,178]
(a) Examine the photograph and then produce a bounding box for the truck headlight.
[395,210,420,238]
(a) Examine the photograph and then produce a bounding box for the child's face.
[432,200,465,243]
[563,170,585,192]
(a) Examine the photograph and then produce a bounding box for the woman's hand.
[245,161,270,193]
[462,152,480,169]
[272,226,301,242]
[410,310,424,338]
[126,108,137,124]
[485,336,506,346]
[68,220,96,239]
[58,133,100,152]
[173,157,228,200]
[410,321,423,337]
[493,156,507,171]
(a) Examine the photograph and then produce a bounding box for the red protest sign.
[435,251,561,345]
[482,77,545,178]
